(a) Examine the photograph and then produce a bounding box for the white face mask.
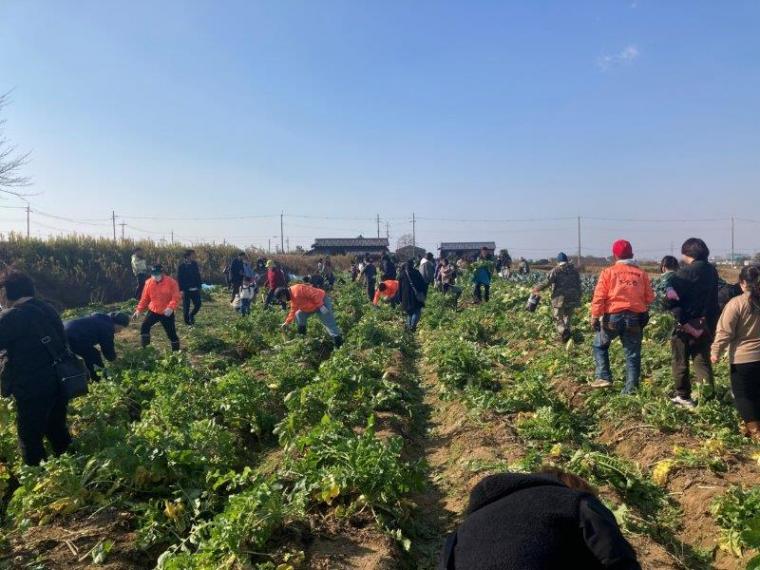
[153,274,163,282]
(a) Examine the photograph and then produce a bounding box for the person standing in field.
[238,276,256,316]
[654,255,680,312]
[264,260,288,308]
[472,247,495,303]
[518,257,531,275]
[590,240,655,394]
[380,252,397,281]
[360,255,378,303]
[228,252,246,303]
[133,264,181,351]
[321,255,336,289]
[711,265,760,440]
[419,252,436,286]
[398,259,428,331]
[437,257,462,305]
[64,311,130,381]
[0,271,73,466]
[497,248,513,278]
[374,279,399,306]
[177,249,203,325]
[532,253,582,343]
[131,247,149,300]
[669,238,720,409]
[275,283,343,347]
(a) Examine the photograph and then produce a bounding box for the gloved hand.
[590,317,601,332]
[280,322,289,329]
[163,308,173,317]
[131,311,141,321]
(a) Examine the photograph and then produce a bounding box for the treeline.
[0,234,348,308]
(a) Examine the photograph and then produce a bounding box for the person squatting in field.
[440,467,640,570]
[275,283,343,347]
[264,260,288,309]
[133,264,181,351]
[590,240,655,394]
[711,265,760,439]
[373,279,399,306]
[532,252,582,343]
[0,271,73,466]
[472,247,494,303]
[64,311,130,381]
[177,249,203,325]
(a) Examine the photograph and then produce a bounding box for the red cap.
[612,240,633,259]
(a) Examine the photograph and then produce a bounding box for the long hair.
[740,265,760,311]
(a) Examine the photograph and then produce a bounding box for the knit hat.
[109,311,130,328]
[557,252,568,263]
[612,240,633,260]
[150,264,163,275]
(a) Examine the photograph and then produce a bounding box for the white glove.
[131,311,141,320]
[280,322,289,329]
[163,308,174,317]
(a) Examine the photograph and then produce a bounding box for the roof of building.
[396,245,427,253]
[439,241,496,250]
[312,237,389,248]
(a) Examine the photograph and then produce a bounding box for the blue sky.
[1,0,759,258]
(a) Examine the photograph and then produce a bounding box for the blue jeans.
[593,312,644,394]
[239,298,251,316]
[406,309,421,331]
[294,297,341,338]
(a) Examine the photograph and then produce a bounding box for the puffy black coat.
[673,260,720,332]
[0,298,65,401]
[177,260,202,291]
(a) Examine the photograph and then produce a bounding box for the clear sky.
[1,0,759,258]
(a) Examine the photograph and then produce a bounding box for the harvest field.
[1,274,759,570]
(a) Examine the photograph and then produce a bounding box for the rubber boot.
[141,334,151,348]
[333,335,343,349]
[171,340,181,352]
[297,325,307,336]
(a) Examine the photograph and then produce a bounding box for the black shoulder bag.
[27,306,90,400]
[406,267,427,304]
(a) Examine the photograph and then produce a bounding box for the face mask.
[152,274,163,282]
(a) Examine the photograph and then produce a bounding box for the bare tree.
[0,92,32,198]
[396,233,415,250]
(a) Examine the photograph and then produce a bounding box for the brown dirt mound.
[1,508,154,569]
[306,529,398,569]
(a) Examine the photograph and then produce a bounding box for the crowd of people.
[3,237,760,569]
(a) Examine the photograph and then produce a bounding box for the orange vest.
[591,262,655,318]
[137,276,181,315]
[373,280,399,305]
[285,284,326,324]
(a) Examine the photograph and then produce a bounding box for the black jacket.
[398,264,428,313]
[0,298,65,401]
[64,313,117,361]
[380,257,397,280]
[229,258,244,283]
[177,260,203,291]
[673,260,720,332]
[441,473,640,570]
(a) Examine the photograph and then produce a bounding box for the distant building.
[439,241,496,260]
[309,236,389,257]
[395,245,427,261]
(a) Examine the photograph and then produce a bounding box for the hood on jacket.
[466,473,568,515]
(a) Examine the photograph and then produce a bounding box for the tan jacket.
[711,292,760,364]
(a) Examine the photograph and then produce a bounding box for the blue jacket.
[64,313,117,361]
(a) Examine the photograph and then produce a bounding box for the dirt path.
[407,357,527,569]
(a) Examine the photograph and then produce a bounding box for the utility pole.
[120,222,126,241]
[268,238,271,253]
[731,216,735,265]
[385,221,390,240]
[376,214,380,238]
[286,237,290,253]
[412,212,416,250]
[26,204,30,239]
[576,216,582,267]
[280,211,284,254]
[171,230,174,245]
[112,211,117,242]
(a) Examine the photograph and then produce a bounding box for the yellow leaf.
[652,460,674,486]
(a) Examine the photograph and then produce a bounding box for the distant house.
[395,245,427,261]
[309,236,389,257]
[439,241,496,259]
